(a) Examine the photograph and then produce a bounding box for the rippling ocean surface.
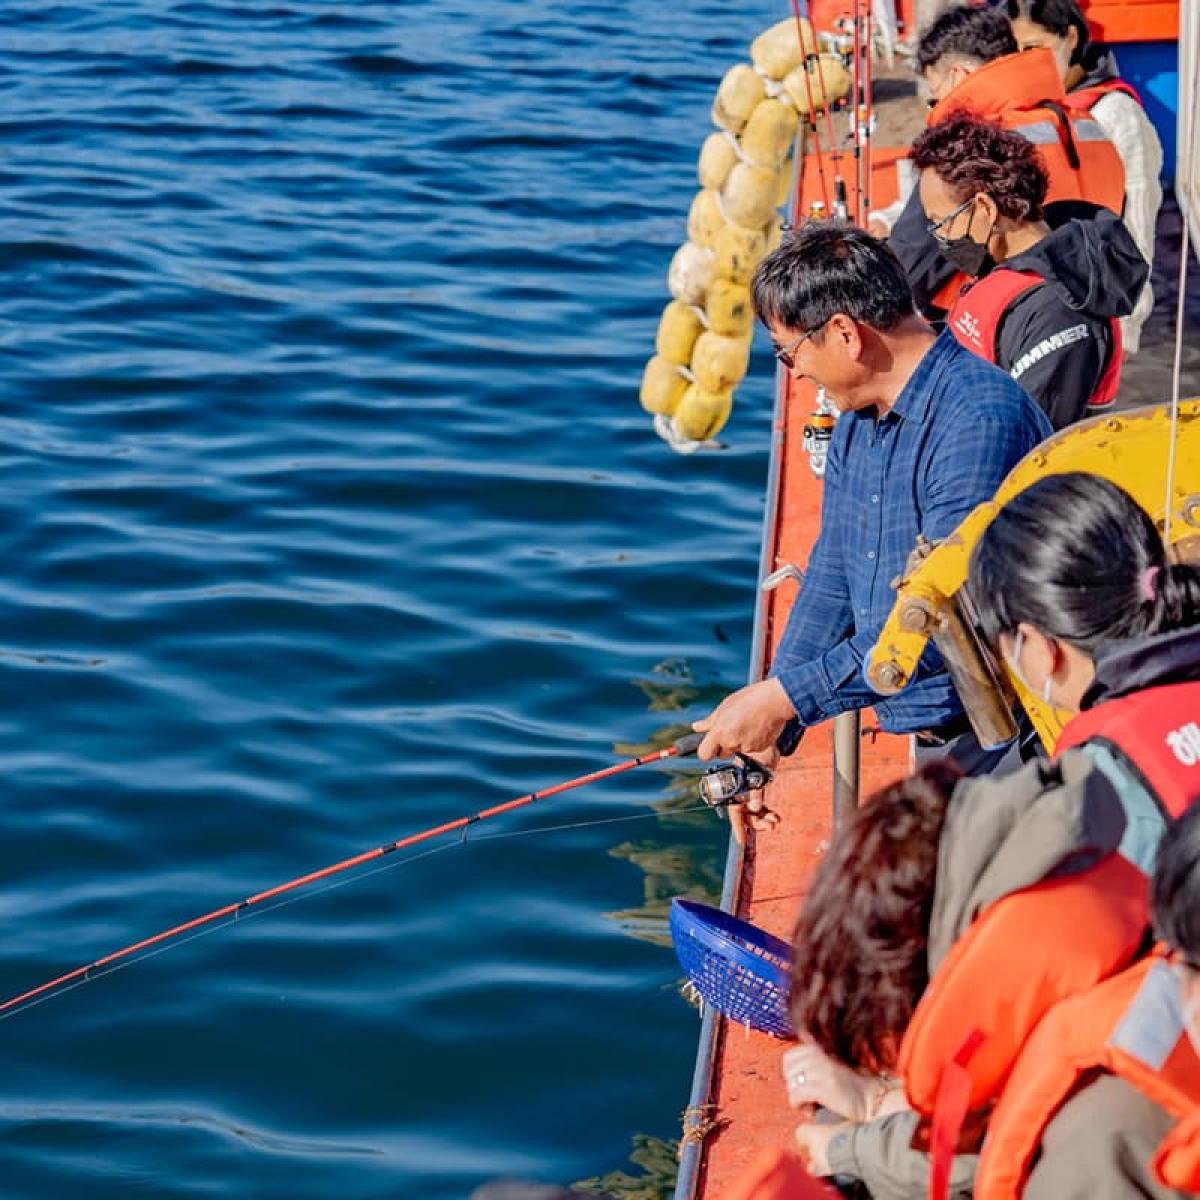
[0,2,782,1195]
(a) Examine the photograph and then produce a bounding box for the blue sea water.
[0,1,783,1195]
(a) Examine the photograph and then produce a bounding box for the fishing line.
[0,806,718,1023]
[0,736,709,1020]
[790,0,833,214]
[1165,42,1200,545]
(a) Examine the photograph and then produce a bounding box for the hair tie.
[1139,565,1161,602]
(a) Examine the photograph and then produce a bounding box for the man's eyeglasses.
[772,320,828,370]
[926,196,975,246]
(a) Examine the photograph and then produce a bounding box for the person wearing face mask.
[1007,0,1163,355]
[960,472,1200,1200]
[878,4,1126,319]
[910,114,1147,429]
[1149,804,1200,1193]
[692,225,1050,820]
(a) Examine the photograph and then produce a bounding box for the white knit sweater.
[1090,90,1164,355]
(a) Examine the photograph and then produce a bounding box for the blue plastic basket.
[669,897,794,1038]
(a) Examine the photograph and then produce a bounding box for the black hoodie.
[1081,625,1200,710]
[988,208,1148,429]
[1072,43,1124,98]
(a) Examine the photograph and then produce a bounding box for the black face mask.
[939,233,994,278]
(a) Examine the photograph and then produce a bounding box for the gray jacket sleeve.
[825,1111,978,1200]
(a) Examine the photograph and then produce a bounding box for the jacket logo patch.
[1166,721,1200,766]
[952,310,984,351]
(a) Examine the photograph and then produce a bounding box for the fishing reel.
[699,752,774,814]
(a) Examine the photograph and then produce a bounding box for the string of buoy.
[640,14,851,452]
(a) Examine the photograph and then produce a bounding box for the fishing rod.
[0,731,713,1018]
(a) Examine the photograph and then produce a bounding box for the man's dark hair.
[911,114,1048,222]
[1006,0,1092,66]
[751,222,916,335]
[1153,804,1200,964]
[916,5,1018,73]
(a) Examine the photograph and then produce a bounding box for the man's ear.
[826,312,863,361]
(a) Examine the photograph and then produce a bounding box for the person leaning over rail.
[1007,0,1163,355]
[773,750,1134,1196]
[910,113,1146,428]
[873,4,1126,319]
[756,475,1200,1197]
[945,471,1200,1200]
[692,224,1051,836]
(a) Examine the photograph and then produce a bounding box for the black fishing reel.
[699,752,773,812]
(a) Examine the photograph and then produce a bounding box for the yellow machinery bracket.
[866,400,1200,749]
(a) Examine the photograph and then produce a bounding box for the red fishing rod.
[0,731,705,1017]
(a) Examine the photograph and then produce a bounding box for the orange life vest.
[726,1148,840,1200]
[1065,78,1144,112]
[947,267,1123,410]
[1055,680,1200,819]
[973,956,1200,1200]
[1154,1106,1200,1192]
[896,851,1149,1200]
[929,48,1127,215]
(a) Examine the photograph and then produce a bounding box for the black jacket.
[1073,44,1124,97]
[1081,625,1200,709]
[988,211,1148,429]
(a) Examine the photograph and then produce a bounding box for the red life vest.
[974,956,1200,1200]
[1065,78,1144,112]
[1055,680,1200,819]
[947,268,1123,410]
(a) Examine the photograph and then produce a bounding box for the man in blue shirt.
[694,225,1052,821]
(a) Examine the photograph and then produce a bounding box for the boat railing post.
[832,709,861,829]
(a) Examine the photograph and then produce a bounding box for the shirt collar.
[887,329,956,424]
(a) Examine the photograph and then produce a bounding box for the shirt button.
[860,607,868,615]
[871,494,880,504]
[867,551,876,560]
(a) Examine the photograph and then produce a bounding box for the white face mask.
[1005,629,1055,704]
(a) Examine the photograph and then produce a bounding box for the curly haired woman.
[910,113,1147,429]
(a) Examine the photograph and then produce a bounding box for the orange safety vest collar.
[947,267,1122,410]
[1154,1106,1200,1192]
[927,48,1126,215]
[1065,78,1144,112]
[1055,680,1200,819]
[974,956,1200,1200]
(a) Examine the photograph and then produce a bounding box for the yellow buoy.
[723,161,780,230]
[655,300,706,365]
[640,356,690,416]
[706,277,754,337]
[751,16,816,80]
[687,188,726,250]
[698,132,740,191]
[675,383,734,441]
[668,241,716,306]
[713,222,767,285]
[740,98,799,170]
[712,64,766,134]
[783,54,852,117]
[691,330,751,392]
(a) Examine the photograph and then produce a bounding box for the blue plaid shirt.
[772,330,1052,734]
